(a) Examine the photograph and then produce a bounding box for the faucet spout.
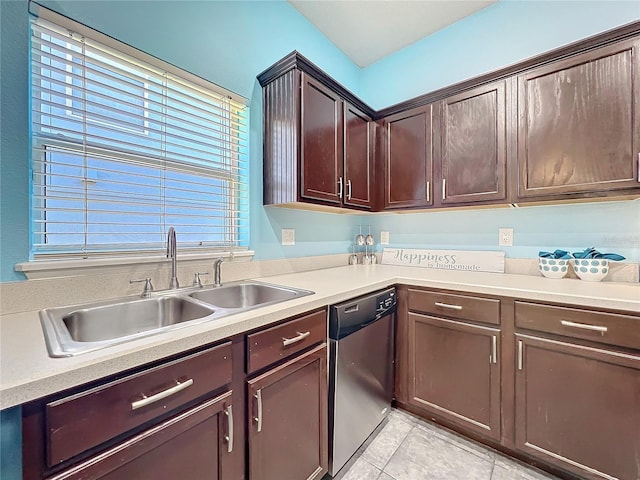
[167,227,179,289]
[213,258,224,287]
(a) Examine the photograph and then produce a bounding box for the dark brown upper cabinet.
[300,74,343,204]
[438,81,507,205]
[260,25,640,213]
[344,102,374,208]
[383,105,434,209]
[259,55,374,211]
[516,38,640,200]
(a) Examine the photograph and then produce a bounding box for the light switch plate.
[380,231,390,245]
[281,228,295,246]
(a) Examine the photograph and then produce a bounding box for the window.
[30,11,249,259]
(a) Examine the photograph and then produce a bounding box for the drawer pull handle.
[282,331,311,346]
[131,378,194,410]
[254,389,263,432]
[517,340,524,370]
[560,320,608,333]
[491,336,497,364]
[224,405,234,453]
[434,302,463,310]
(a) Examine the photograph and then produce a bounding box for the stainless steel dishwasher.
[328,287,396,476]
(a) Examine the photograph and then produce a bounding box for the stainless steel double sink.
[40,282,314,357]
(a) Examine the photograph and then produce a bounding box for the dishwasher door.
[328,313,394,476]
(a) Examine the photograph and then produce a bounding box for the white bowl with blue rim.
[538,257,570,279]
[572,258,609,282]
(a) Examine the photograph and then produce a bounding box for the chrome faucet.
[213,258,224,287]
[167,227,179,289]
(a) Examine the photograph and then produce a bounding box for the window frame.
[28,7,250,261]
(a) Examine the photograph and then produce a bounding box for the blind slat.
[31,129,249,173]
[31,15,249,256]
[31,151,245,178]
[31,66,249,132]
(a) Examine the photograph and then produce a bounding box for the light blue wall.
[368,201,640,262]
[361,0,640,261]
[361,0,640,109]
[3,0,639,283]
[0,0,363,281]
[1,0,31,283]
[1,0,639,475]
[0,407,21,480]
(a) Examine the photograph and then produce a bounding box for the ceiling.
[288,0,497,67]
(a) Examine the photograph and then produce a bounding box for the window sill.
[15,250,254,280]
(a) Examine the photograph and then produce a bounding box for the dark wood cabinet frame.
[395,284,640,480]
[22,309,329,480]
[258,21,640,212]
[22,338,246,480]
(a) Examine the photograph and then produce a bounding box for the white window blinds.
[30,13,249,258]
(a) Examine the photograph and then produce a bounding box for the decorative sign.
[381,248,505,273]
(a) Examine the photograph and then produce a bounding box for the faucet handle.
[193,272,209,287]
[130,278,154,298]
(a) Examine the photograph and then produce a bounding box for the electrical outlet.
[498,228,513,247]
[380,231,390,245]
[281,228,295,246]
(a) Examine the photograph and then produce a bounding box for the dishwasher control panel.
[329,287,396,340]
[376,290,396,315]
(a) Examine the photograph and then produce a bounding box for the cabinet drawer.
[408,289,500,325]
[247,309,327,374]
[515,301,640,350]
[50,391,232,480]
[46,341,232,467]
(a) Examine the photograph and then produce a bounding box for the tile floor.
[330,409,561,480]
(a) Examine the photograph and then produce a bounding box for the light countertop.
[1,264,639,410]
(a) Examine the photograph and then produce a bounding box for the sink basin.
[62,297,215,342]
[189,282,313,309]
[41,296,216,357]
[40,281,314,357]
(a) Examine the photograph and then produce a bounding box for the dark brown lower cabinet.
[515,334,640,480]
[247,343,328,480]
[407,313,501,441]
[45,392,234,480]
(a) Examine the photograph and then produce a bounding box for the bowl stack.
[538,248,625,282]
[538,257,570,279]
[571,258,609,282]
[538,249,572,279]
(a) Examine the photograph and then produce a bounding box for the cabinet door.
[343,102,372,209]
[384,105,434,209]
[248,344,328,480]
[515,335,640,480]
[440,82,506,204]
[408,313,501,440]
[301,73,343,204]
[517,39,640,198]
[47,392,235,480]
